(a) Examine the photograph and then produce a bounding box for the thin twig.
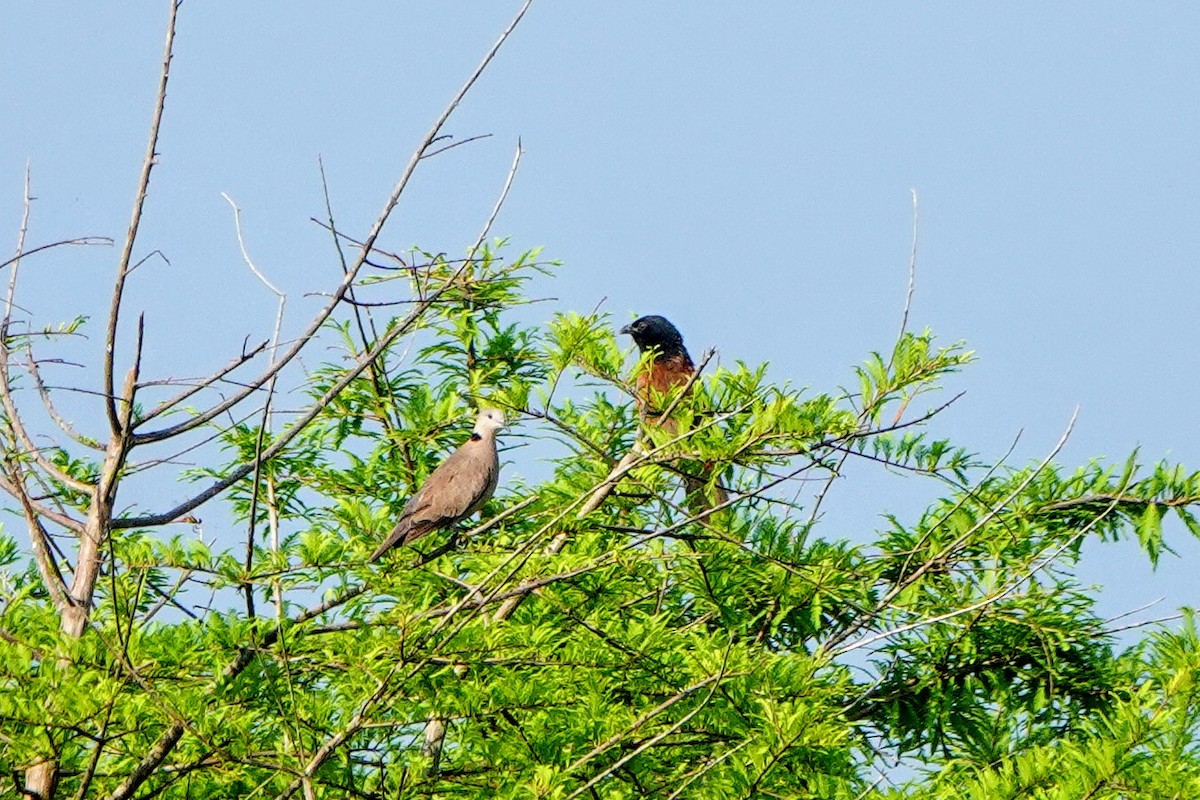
[1105,613,1185,635]
[564,655,730,800]
[418,132,493,160]
[25,349,103,449]
[1103,597,1164,625]
[824,408,1079,652]
[0,236,113,273]
[117,140,528,531]
[809,199,925,526]
[115,265,460,529]
[895,188,919,352]
[221,193,287,620]
[832,422,1111,659]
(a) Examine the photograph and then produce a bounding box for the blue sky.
[3,3,1199,626]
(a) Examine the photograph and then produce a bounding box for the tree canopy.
[3,4,1200,799]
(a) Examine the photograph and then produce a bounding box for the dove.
[368,408,505,561]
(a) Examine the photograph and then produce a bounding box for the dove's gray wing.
[368,434,499,562]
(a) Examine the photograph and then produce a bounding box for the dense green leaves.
[3,243,1200,798]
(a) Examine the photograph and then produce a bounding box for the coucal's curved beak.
[619,324,633,335]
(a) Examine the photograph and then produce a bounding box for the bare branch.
[0,468,85,533]
[1105,612,1184,636]
[0,166,95,493]
[220,192,288,622]
[126,248,171,277]
[120,315,144,434]
[26,349,103,450]
[471,140,523,257]
[105,0,180,436]
[137,338,270,425]
[124,402,265,477]
[895,188,919,349]
[131,0,534,447]
[317,157,395,434]
[418,132,493,160]
[120,135,528,531]
[808,205,930,527]
[9,465,72,612]
[0,378,94,495]
[576,447,644,519]
[306,218,410,270]
[6,163,33,329]
[114,280,437,529]
[0,236,113,274]
[1040,492,1200,513]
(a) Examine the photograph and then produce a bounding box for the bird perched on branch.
[621,315,697,431]
[621,315,727,512]
[368,408,505,562]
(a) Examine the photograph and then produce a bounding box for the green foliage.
[3,242,1200,798]
[893,614,1200,799]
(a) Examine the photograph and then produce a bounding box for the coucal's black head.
[621,315,689,358]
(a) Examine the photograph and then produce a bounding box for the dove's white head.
[474,407,506,437]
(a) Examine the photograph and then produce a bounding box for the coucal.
[621,315,727,513]
[621,315,696,430]
[368,407,505,561]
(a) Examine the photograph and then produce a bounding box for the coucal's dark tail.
[682,468,728,519]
